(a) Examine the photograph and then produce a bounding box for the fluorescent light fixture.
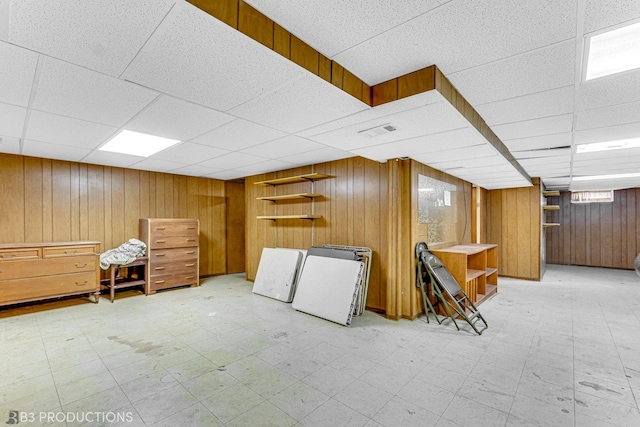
[576,137,640,153]
[571,190,614,203]
[573,172,640,181]
[585,21,640,80]
[100,130,180,157]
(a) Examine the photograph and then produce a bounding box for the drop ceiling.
[1,0,640,191]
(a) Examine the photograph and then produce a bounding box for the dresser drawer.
[43,245,98,258]
[148,236,198,249]
[149,221,198,238]
[0,256,96,281]
[149,247,198,263]
[0,272,97,304]
[148,272,198,291]
[149,260,197,277]
[0,248,40,260]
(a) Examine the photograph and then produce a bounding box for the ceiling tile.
[235,159,296,175]
[512,147,572,160]
[447,40,575,105]
[130,158,188,173]
[26,110,117,149]
[126,95,234,141]
[0,41,38,107]
[300,91,442,138]
[198,152,266,170]
[584,0,640,33]
[279,146,354,166]
[333,0,576,84]
[245,0,449,58]
[0,102,26,137]
[518,155,571,167]
[576,100,640,131]
[204,170,247,180]
[412,145,499,164]
[504,133,573,151]
[22,139,90,162]
[32,57,158,127]
[574,122,640,145]
[228,74,368,134]
[476,86,575,126]
[309,101,467,151]
[170,164,225,178]
[577,69,640,111]
[571,178,640,192]
[191,119,287,151]
[492,114,574,141]
[7,0,176,76]
[241,135,326,159]
[122,2,305,111]
[151,142,230,164]
[0,136,20,154]
[82,150,144,168]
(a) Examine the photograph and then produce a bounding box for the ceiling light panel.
[228,74,368,134]
[191,119,287,151]
[475,85,574,126]
[585,22,640,81]
[447,40,576,105]
[100,130,180,157]
[32,57,158,127]
[492,114,574,141]
[0,103,27,138]
[240,135,326,159]
[576,137,640,154]
[126,96,234,141]
[26,110,116,149]
[0,41,38,107]
[245,0,448,58]
[151,142,229,164]
[122,3,305,112]
[309,101,467,151]
[332,0,576,84]
[22,140,90,162]
[7,0,176,76]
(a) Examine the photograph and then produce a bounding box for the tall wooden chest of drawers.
[0,241,101,307]
[139,218,200,294]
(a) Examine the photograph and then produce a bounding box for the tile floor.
[1,264,640,427]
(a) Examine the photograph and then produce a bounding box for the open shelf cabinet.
[254,173,329,186]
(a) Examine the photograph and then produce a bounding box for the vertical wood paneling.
[291,35,318,75]
[273,24,291,59]
[238,1,273,49]
[188,0,239,28]
[372,79,397,106]
[546,189,640,270]
[226,181,246,273]
[0,153,232,276]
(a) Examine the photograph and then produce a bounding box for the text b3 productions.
[4,410,135,424]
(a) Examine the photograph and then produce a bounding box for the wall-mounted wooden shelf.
[543,205,560,210]
[543,190,560,197]
[256,193,320,201]
[254,173,330,186]
[543,223,560,227]
[257,215,322,220]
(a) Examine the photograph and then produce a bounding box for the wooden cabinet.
[254,173,328,220]
[139,218,199,294]
[431,243,498,306]
[0,241,100,307]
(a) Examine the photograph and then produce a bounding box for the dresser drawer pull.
[75,263,87,268]
[156,240,166,243]
[186,226,195,230]
[155,267,165,270]
[185,263,195,267]
[75,281,88,286]
[185,276,195,279]
[155,227,166,230]
[155,280,165,284]
[155,253,166,257]
[187,238,196,242]
[185,251,195,254]
[64,250,78,255]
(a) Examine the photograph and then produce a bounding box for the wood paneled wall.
[225,181,246,273]
[486,179,542,280]
[545,190,640,269]
[0,153,243,277]
[245,158,389,313]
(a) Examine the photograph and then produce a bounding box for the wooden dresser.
[0,241,101,307]
[139,218,200,294]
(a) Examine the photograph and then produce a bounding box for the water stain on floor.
[107,335,165,355]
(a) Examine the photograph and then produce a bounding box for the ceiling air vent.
[358,123,397,138]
